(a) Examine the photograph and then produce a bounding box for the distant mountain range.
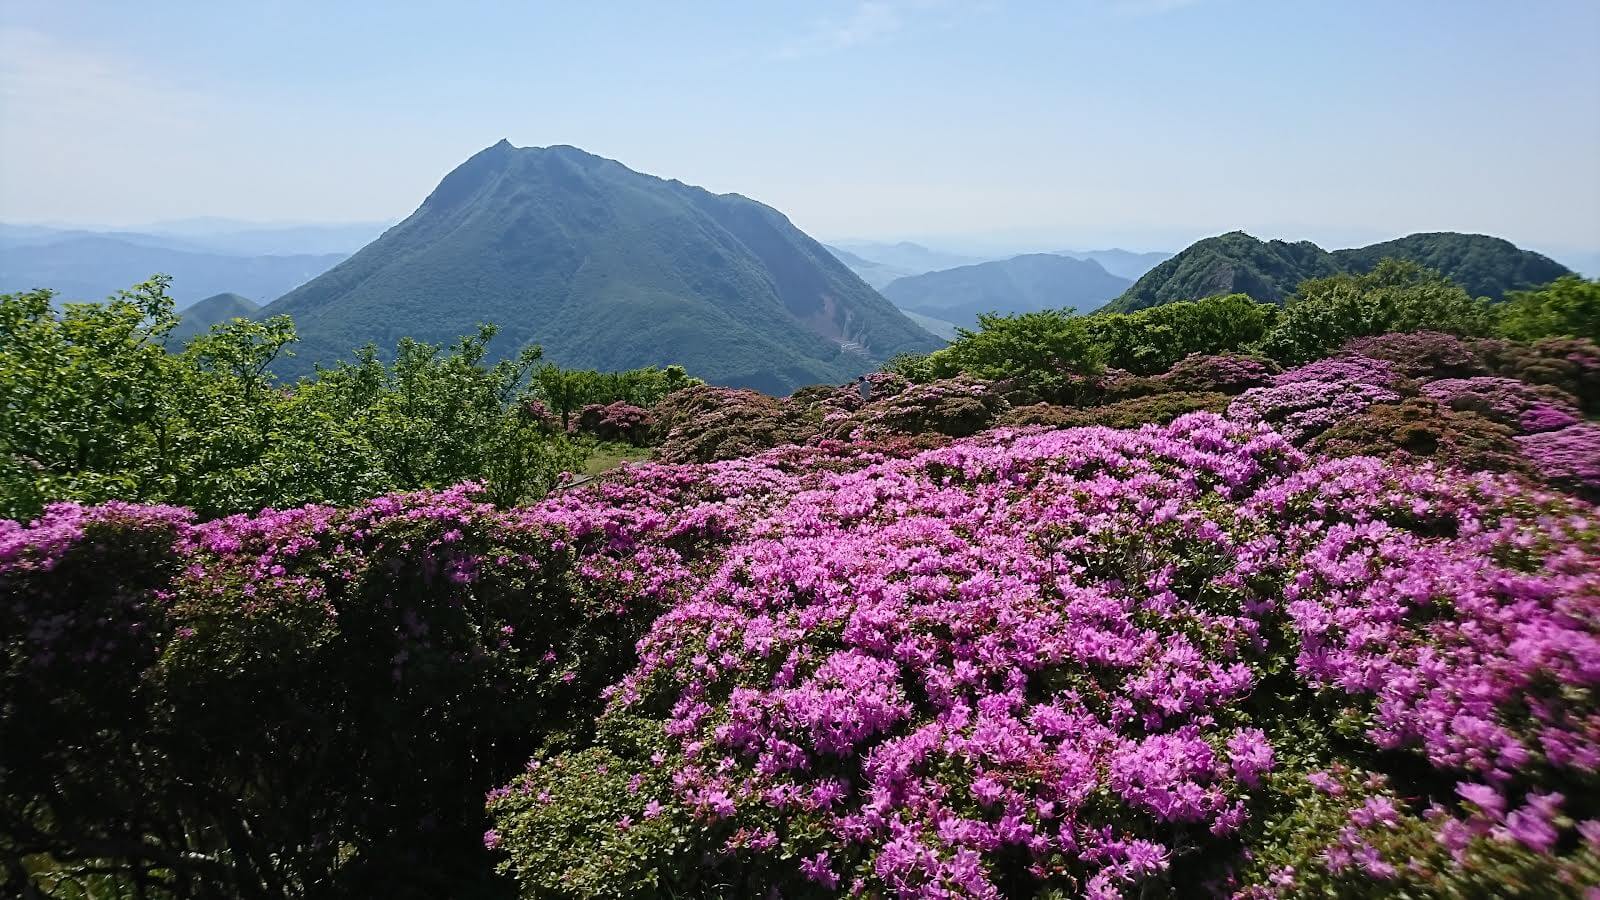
[882,254,1132,330]
[825,240,984,275]
[0,234,346,308]
[1108,231,1573,312]
[265,141,941,392]
[821,245,918,289]
[169,292,262,343]
[1055,248,1173,281]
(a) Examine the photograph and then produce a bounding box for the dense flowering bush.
[1271,355,1406,390]
[1420,377,1582,434]
[480,414,1600,898]
[574,401,656,445]
[1473,337,1600,414]
[1,476,751,895]
[1227,379,1402,444]
[1159,353,1281,394]
[1307,398,1530,476]
[830,376,1007,440]
[653,385,812,463]
[1516,423,1600,500]
[999,392,1230,430]
[1339,331,1488,378]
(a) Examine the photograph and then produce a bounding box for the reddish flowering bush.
[1159,353,1281,394]
[574,401,656,445]
[1517,423,1600,499]
[1473,337,1600,414]
[999,392,1230,430]
[1228,378,1402,443]
[1308,398,1531,476]
[829,376,1007,440]
[654,385,813,463]
[1339,331,1487,378]
[1420,377,1582,435]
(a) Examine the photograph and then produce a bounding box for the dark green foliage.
[927,309,1104,403]
[1330,232,1572,302]
[0,280,582,521]
[1106,231,1341,311]
[880,253,1131,329]
[1108,230,1573,312]
[998,392,1230,429]
[1085,293,1277,374]
[1496,275,1600,343]
[167,292,261,344]
[1257,261,1495,364]
[267,142,940,392]
[1308,398,1531,475]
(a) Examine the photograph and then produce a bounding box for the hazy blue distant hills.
[169,292,262,343]
[826,240,985,275]
[882,253,1132,329]
[265,141,941,393]
[822,244,918,290]
[0,235,346,308]
[1108,231,1574,312]
[1055,248,1173,281]
[136,219,393,256]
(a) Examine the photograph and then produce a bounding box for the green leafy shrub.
[1258,261,1496,364]
[1472,337,1600,414]
[1497,275,1600,343]
[926,310,1103,402]
[1086,293,1277,374]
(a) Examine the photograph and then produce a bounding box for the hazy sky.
[2,0,1597,253]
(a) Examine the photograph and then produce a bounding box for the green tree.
[929,309,1104,402]
[1257,259,1495,364]
[1085,293,1276,374]
[1496,275,1600,343]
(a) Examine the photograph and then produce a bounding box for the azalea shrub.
[1516,423,1600,499]
[1306,398,1531,475]
[1158,353,1281,394]
[653,385,812,463]
[480,414,1600,898]
[574,401,656,445]
[1,477,739,897]
[1473,337,1600,414]
[999,392,1230,430]
[1338,331,1488,379]
[829,376,1007,440]
[1419,377,1582,434]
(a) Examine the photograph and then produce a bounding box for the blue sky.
[1,0,1597,255]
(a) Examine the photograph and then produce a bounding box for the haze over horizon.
[2,0,1597,257]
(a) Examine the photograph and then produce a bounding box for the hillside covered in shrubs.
[4,267,1600,898]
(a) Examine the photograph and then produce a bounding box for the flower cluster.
[1516,423,1600,499]
[1421,376,1582,434]
[484,413,1600,898]
[1159,353,1281,394]
[1340,331,1487,378]
[829,376,1006,440]
[574,401,655,444]
[1227,377,1401,443]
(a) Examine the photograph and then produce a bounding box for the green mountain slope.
[882,253,1132,328]
[266,142,940,393]
[1107,231,1573,312]
[1328,232,1572,301]
[169,292,261,344]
